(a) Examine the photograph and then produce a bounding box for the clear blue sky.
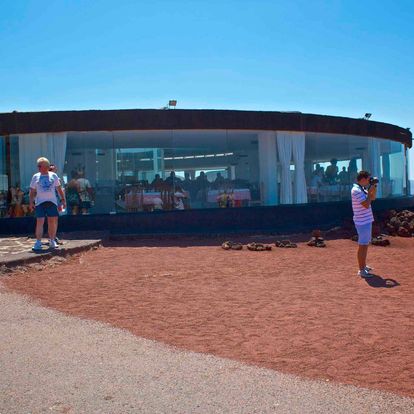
[1,0,413,132]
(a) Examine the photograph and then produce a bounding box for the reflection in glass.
[1,130,409,218]
[304,134,406,203]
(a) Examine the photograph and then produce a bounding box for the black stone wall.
[1,197,413,236]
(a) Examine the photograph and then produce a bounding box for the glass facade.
[0,136,7,217]
[1,129,409,218]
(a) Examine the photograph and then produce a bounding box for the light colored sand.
[1,289,413,414]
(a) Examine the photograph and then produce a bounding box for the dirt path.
[2,291,414,414]
[3,237,414,398]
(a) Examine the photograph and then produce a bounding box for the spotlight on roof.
[364,113,372,120]
[168,100,177,109]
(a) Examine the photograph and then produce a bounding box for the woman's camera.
[369,176,379,185]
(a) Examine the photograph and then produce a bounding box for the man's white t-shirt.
[351,183,374,225]
[30,172,61,206]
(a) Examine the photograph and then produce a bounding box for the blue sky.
[1,0,413,131]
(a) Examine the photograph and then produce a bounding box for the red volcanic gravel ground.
[4,237,414,397]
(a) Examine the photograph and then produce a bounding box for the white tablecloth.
[123,191,188,209]
[122,192,162,209]
[308,185,351,198]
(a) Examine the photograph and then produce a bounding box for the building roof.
[0,108,411,147]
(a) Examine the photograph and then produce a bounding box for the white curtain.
[18,132,67,189]
[291,132,307,204]
[152,148,165,180]
[258,131,278,205]
[368,138,382,198]
[382,153,390,181]
[276,131,293,204]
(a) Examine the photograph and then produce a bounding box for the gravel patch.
[1,290,413,414]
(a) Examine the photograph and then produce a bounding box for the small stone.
[0,265,12,274]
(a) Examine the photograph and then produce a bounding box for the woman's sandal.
[276,240,297,248]
[307,237,326,247]
[283,239,297,248]
[247,242,272,251]
[222,241,232,250]
[371,236,390,246]
[222,241,243,250]
[231,242,243,250]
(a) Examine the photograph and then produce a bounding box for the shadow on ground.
[364,274,400,288]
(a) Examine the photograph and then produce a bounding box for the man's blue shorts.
[35,201,59,218]
[355,222,372,245]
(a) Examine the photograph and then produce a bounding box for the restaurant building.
[0,109,412,234]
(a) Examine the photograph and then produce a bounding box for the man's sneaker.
[365,265,373,272]
[49,239,58,249]
[358,268,373,278]
[32,240,43,251]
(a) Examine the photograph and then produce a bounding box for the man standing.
[325,158,339,184]
[351,171,377,277]
[29,157,66,251]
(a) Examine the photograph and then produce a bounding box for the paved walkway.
[0,235,102,268]
[0,236,36,257]
[1,290,413,414]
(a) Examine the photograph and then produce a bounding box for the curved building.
[0,109,412,230]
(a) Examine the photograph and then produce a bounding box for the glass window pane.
[387,141,405,196]
[227,131,260,207]
[64,131,115,215]
[0,136,7,217]
[305,133,407,202]
[171,130,228,209]
[112,130,172,213]
[6,135,35,218]
[305,133,370,203]
[166,130,260,209]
